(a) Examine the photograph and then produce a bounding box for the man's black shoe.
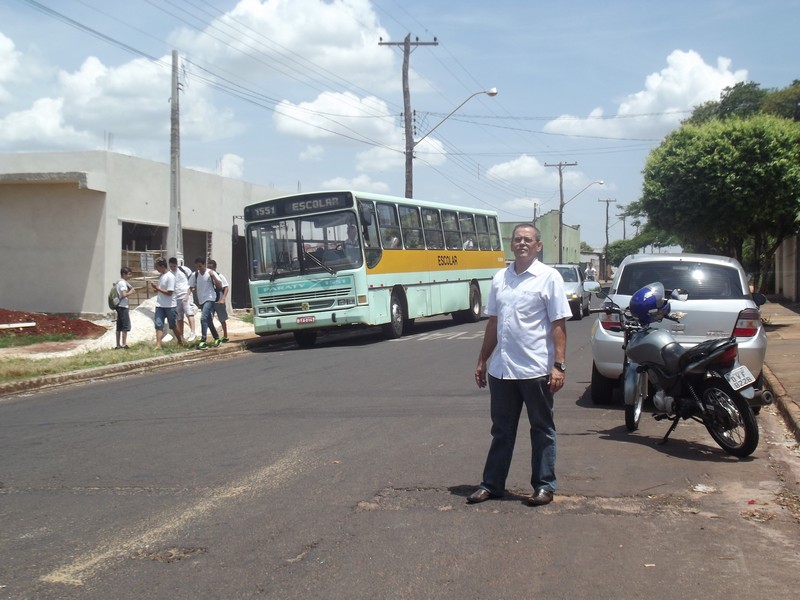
[466,488,496,504]
[527,489,554,506]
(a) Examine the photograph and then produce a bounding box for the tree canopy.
[640,113,800,289]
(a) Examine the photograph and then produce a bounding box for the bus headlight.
[337,298,356,307]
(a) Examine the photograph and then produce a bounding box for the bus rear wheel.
[293,330,317,348]
[453,283,481,324]
[382,292,405,339]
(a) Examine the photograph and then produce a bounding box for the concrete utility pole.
[545,161,578,263]
[598,198,616,279]
[616,205,628,240]
[379,34,438,198]
[167,50,184,264]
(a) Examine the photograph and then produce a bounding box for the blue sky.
[1,0,797,249]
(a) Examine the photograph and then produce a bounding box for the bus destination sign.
[245,192,354,221]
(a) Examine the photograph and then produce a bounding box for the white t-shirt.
[216,272,229,301]
[156,271,177,308]
[485,259,572,380]
[191,268,219,304]
[115,279,131,308]
[172,267,190,299]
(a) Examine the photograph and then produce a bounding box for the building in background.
[0,151,282,315]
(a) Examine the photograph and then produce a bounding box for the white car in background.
[553,264,590,320]
[590,253,768,406]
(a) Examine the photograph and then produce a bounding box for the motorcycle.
[586,280,765,457]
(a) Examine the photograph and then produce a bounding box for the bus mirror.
[232,223,239,243]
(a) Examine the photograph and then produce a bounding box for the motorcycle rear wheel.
[624,369,648,432]
[701,377,759,457]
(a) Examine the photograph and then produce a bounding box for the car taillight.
[711,345,738,368]
[600,311,622,331]
[733,308,761,338]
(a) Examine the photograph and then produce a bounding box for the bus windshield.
[248,210,362,280]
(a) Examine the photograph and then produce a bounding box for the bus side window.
[475,215,491,250]
[422,208,444,249]
[399,206,424,249]
[377,202,402,250]
[488,216,502,251]
[442,210,462,250]
[459,212,478,251]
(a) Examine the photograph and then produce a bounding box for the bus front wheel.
[294,330,317,348]
[382,292,405,339]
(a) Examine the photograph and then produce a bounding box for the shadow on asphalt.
[247,316,478,353]
[593,422,756,463]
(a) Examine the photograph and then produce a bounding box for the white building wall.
[0,151,282,315]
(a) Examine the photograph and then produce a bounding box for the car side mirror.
[670,288,688,302]
[752,292,767,306]
[584,280,602,294]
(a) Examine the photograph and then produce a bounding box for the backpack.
[107,283,120,310]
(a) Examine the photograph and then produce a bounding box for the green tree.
[641,114,800,290]
[761,80,800,119]
[580,241,594,253]
[684,81,768,125]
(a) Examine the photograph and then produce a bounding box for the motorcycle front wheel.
[701,377,759,457]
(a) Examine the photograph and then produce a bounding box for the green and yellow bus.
[244,190,505,347]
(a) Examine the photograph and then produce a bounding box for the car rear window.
[555,267,579,282]
[616,262,747,300]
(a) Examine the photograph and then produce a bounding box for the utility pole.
[379,34,438,198]
[167,50,183,264]
[616,204,628,240]
[545,161,577,263]
[598,198,616,279]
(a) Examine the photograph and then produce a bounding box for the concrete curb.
[762,363,800,443]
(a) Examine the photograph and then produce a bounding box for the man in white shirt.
[207,259,230,343]
[188,256,223,350]
[168,257,197,342]
[151,258,184,349]
[469,223,572,507]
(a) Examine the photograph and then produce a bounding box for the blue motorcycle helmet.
[629,282,671,324]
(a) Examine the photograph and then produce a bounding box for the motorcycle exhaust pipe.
[753,388,774,406]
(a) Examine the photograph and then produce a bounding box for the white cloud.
[218,153,245,178]
[0,97,94,148]
[544,50,748,140]
[274,91,396,141]
[171,0,395,92]
[321,173,390,193]
[299,144,325,161]
[0,32,22,103]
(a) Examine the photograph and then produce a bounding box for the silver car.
[553,264,590,320]
[590,253,767,404]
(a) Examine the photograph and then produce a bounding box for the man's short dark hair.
[168,257,178,265]
[194,257,206,266]
[155,258,168,269]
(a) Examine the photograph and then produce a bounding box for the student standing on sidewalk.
[114,267,135,349]
[188,257,223,350]
[151,258,184,349]
[207,259,230,343]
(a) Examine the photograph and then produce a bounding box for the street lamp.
[405,88,498,198]
[558,180,603,263]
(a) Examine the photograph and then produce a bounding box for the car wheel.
[583,297,590,316]
[573,305,583,320]
[591,361,616,405]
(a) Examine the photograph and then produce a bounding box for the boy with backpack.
[113,267,135,349]
[188,257,223,349]
[207,259,230,343]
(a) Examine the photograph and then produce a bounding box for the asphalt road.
[1,313,799,599]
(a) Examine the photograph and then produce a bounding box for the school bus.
[244,190,504,347]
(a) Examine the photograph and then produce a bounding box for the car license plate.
[725,365,755,390]
[296,316,316,325]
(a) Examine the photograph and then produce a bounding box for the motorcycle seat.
[679,337,735,369]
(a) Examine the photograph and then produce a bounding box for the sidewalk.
[760,299,800,442]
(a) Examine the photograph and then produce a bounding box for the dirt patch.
[0,308,106,339]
